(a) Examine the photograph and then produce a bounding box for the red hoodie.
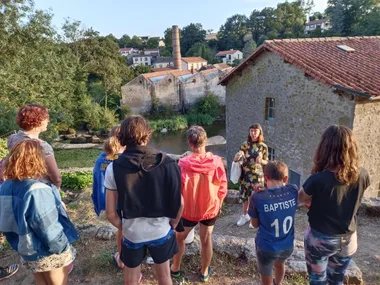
[178,152,228,221]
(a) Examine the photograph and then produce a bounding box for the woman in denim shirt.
[0,140,79,285]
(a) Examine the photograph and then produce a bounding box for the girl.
[0,140,79,285]
[2,104,61,187]
[234,124,268,228]
[92,125,126,269]
[299,125,370,285]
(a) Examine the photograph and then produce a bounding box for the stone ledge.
[224,189,240,204]
[360,198,380,217]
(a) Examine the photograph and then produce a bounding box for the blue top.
[248,184,298,252]
[92,152,118,216]
[0,179,79,261]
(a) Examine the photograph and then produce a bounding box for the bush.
[192,94,220,119]
[61,171,92,192]
[148,116,188,132]
[0,138,8,159]
[120,105,131,119]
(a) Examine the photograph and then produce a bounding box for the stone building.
[220,37,380,198]
[121,65,231,114]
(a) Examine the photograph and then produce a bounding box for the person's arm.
[247,194,260,229]
[45,155,62,188]
[298,187,312,204]
[256,145,268,166]
[170,195,184,230]
[106,189,122,230]
[27,186,69,254]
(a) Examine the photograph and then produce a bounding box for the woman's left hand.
[256,153,263,164]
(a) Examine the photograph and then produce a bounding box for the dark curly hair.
[16,104,49,131]
[118,116,152,147]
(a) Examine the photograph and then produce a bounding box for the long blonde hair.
[4,140,47,181]
[104,125,122,158]
[312,125,360,204]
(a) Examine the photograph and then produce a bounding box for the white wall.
[133,56,151,66]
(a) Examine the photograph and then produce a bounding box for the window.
[265,97,275,120]
[289,170,301,187]
[228,55,232,59]
[237,54,240,59]
[268,147,275,161]
[145,57,148,61]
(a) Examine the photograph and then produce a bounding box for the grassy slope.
[55,149,102,169]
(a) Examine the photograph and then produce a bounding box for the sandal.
[200,266,212,282]
[0,264,19,281]
[113,252,124,269]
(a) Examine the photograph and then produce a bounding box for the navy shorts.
[120,233,178,268]
[256,246,293,276]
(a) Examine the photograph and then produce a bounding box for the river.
[148,121,226,158]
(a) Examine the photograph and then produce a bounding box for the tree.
[146,37,159,48]
[119,34,131,48]
[218,14,249,50]
[309,11,324,21]
[163,27,173,51]
[132,65,152,77]
[186,42,220,64]
[243,39,257,58]
[130,35,143,49]
[180,23,206,55]
[353,7,380,35]
[326,0,380,36]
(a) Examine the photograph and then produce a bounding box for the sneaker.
[236,214,250,226]
[146,257,154,265]
[0,264,19,281]
[249,222,255,229]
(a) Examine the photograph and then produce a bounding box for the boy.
[248,161,298,285]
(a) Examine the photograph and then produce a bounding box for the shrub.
[0,138,8,160]
[61,171,92,192]
[148,116,188,132]
[120,105,131,119]
[192,94,220,118]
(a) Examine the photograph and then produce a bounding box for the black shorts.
[120,233,178,268]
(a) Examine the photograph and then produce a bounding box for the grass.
[55,148,101,169]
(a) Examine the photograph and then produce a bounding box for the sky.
[34,0,328,38]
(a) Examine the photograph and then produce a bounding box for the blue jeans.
[304,226,357,285]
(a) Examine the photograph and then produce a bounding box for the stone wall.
[225,51,356,187]
[154,75,181,111]
[121,76,152,114]
[353,101,380,198]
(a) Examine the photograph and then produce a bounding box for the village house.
[216,50,243,65]
[304,19,331,34]
[152,57,174,69]
[119,48,134,57]
[220,37,380,198]
[132,54,152,66]
[144,49,160,56]
[181,57,208,71]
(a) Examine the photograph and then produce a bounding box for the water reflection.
[148,121,226,158]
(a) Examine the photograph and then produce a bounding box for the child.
[0,140,79,284]
[92,125,125,269]
[248,161,298,285]
[171,125,227,282]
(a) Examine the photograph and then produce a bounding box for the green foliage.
[186,42,220,64]
[243,39,257,58]
[61,171,93,191]
[148,116,188,131]
[132,65,152,77]
[120,105,131,119]
[0,138,8,159]
[60,189,66,199]
[185,113,214,126]
[180,23,206,55]
[191,94,221,119]
[146,37,159,48]
[218,14,249,50]
[55,149,102,169]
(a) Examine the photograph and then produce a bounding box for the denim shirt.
[0,179,79,261]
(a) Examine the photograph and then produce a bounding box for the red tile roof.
[216,50,241,56]
[220,37,380,98]
[181,57,207,63]
[142,70,191,82]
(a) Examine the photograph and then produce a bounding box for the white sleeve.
[104,162,117,190]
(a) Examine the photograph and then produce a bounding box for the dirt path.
[1,189,379,285]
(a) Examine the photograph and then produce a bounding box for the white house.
[144,49,160,56]
[181,57,207,71]
[119,48,134,57]
[152,57,174,68]
[304,19,331,34]
[132,55,152,66]
[216,50,243,65]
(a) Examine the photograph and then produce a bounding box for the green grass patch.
[55,148,101,169]
[61,171,92,191]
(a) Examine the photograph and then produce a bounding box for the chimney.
[172,25,181,70]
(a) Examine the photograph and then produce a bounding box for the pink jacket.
[179,152,227,221]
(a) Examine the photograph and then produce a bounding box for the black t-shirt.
[303,168,370,236]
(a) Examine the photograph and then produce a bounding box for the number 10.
[271,216,293,238]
